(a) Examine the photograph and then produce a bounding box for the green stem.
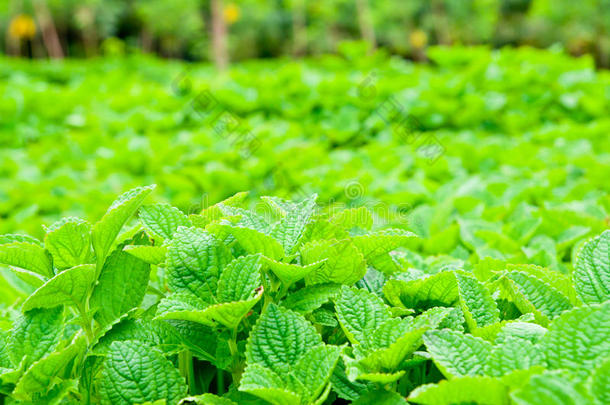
[76,302,94,343]
[216,369,225,395]
[275,283,290,303]
[179,350,197,394]
[228,328,242,383]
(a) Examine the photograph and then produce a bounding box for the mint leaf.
[44,217,92,270]
[301,239,366,285]
[167,226,232,301]
[99,340,187,405]
[246,304,321,371]
[90,246,151,326]
[8,307,63,368]
[409,376,509,405]
[22,264,96,312]
[423,329,492,378]
[140,203,192,241]
[92,185,155,270]
[573,230,610,304]
[0,242,53,278]
[455,272,499,330]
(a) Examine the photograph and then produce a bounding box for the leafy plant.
[0,186,608,404]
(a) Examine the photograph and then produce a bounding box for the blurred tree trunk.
[33,0,64,58]
[211,0,228,70]
[292,0,307,57]
[356,0,376,51]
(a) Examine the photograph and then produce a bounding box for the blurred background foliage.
[1,0,610,66]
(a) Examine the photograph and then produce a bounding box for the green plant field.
[0,46,610,404]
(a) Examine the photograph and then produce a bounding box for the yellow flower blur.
[223,3,241,25]
[409,29,428,49]
[8,14,37,40]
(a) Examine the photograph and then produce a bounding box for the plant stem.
[179,350,197,394]
[216,369,225,395]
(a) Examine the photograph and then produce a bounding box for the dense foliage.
[1,45,610,404]
[0,187,609,404]
[1,0,610,65]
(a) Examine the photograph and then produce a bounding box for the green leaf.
[157,290,263,329]
[262,256,326,286]
[167,227,232,301]
[352,229,417,274]
[179,394,237,404]
[90,247,151,326]
[94,318,182,355]
[330,207,373,231]
[353,390,408,405]
[409,376,509,405]
[330,359,374,401]
[123,245,167,265]
[0,330,11,369]
[0,234,42,245]
[573,230,610,304]
[281,283,342,313]
[455,272,499,330]
[484,336,546,377]
[591,357,610,405]
[292,344,341,403]
[511,371,594,405]
[500,271,572,326]
[383,271,458,310]
[246,304,321,371]
[22,264,96,312]
[44,217,92,270]
[92,185,155,270]
[8,307,64,368]
[0,242,53,278]
[539,302,610,380]
[494,322,547,345]
[217,254,263,302]
[12,335,86,401]
[140,203,192,241]
[207,224,283,261]
[301,239,366,285]
[99,340,187,405]
[270,194,317,254]
[239,364,303,405]
[423,329,492,378]
[334,286,392,347]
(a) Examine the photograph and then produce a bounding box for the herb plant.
[0,185,608,404]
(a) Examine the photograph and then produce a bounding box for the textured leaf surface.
[511,371,594,405]
[239,364,302,405]
[591,357,610,404]
[335,286,391,347]
[0,242,53,278]
[383,271,458,309]
[270,195,317,254]
[22,264,96,312]
[573,230,610,304]
[179,394,237,404]
[90,247,151,326]
[92,185,155,269]
[352,229,416,274]
[282,283,342,313]
[539,302,610,379]
[140,203,192,241]
[167,227,232,301]
[293,344,341,402]
[99,340,187,405]
[484,336,545,376]
[217,254,262,302]
[500,271,572,325]
[8,307,63,368]
[246,304,321,371]
[301,239,366,285]
[455,272,499,330]
[424,329,492,378]
[409,376,508,405]
[44,217,91,270]
[12,335,86,400]
[207,224,283,260]
[262,256,325,286]
[123,245,167,265]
